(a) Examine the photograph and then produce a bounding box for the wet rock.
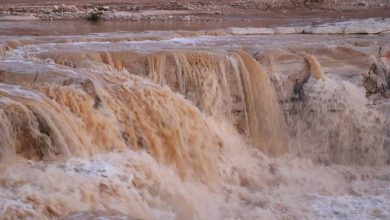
[344,20,390,34]
[305,18,390,35]
[304,25,345,34]
[254,49,310,102]
[364,58,390,97]
[230,27,274,35]
[274,26,305,34]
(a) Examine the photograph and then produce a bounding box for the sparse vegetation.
[86,11,102,21]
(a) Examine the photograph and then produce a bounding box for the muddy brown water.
[1,8,389,36]
[0,12,390,220]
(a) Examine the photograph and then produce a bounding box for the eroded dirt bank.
[0,0,389,21]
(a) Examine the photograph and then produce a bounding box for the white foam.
[63,158,123,178]
[311,193,390,220]
[166,37,197,45]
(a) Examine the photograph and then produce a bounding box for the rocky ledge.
[230,18,390,35]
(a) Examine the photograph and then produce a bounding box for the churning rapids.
[0,25,390,220]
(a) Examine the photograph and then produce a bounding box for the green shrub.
[87,12,101,21]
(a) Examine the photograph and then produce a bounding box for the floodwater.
[1,8,389,36]
[0,16,390,220]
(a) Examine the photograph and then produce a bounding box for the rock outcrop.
[364,56,390,97]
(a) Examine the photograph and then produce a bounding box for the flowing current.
[0,30,389,219]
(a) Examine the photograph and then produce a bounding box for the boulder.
[364,58,390,96]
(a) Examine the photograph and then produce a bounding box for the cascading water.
[0,32,389,220]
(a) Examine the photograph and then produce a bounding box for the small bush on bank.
[87,11,102,21]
